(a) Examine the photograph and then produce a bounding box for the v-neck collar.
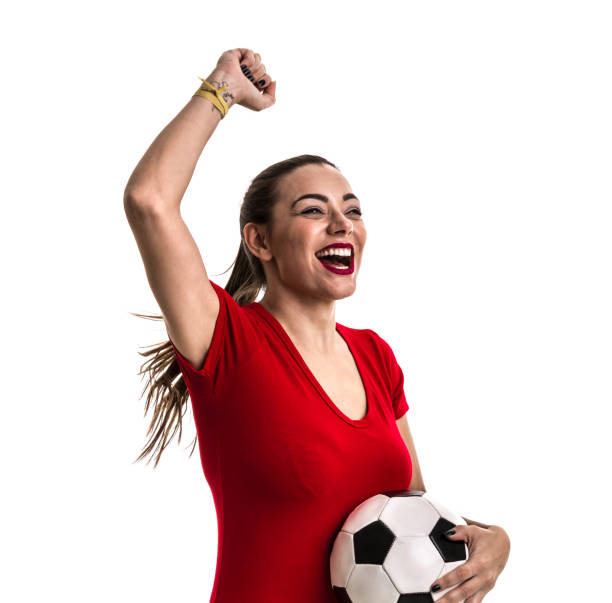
[249,301,372,428]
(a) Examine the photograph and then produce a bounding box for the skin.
[243,162,365,355]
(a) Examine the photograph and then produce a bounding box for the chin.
[330,280,357,301]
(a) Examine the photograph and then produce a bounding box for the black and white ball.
[330,490,469,602]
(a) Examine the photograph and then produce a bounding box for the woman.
[124,47,510,603]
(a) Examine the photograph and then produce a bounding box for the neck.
[258,292,338,354]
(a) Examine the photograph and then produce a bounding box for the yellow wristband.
[193,77,229,119]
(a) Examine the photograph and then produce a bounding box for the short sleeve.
[167,280,262,397]
[370,330,409,419]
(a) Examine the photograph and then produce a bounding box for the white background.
[2,1,610,601]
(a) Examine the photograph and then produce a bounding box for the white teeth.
[315,247,352,258]
[319,261,350,270]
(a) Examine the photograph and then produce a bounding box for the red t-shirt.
[168,280,412,602]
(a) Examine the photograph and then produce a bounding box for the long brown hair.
[130,154,339,467]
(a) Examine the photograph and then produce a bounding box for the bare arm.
[124,48,276,211]
[396,414,427,492]
[124,70,234,211]
[123,48,276,370]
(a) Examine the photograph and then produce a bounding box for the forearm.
[124,68,237,210]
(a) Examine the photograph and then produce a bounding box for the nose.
[327,208,353,235]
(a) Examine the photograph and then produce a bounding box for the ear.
[243,222,273,262]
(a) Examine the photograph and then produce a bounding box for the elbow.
[123,187,166,219]
[124,185,155,209]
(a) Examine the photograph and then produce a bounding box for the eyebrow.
[290,193,359,209]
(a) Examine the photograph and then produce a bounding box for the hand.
[206,47,276,112]
[431,524,511,603]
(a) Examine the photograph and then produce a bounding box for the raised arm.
[124,47,276,211]
[123,48,276,370]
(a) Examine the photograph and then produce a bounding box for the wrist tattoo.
[209,79,236,107]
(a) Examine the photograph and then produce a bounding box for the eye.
[301,207,362,216]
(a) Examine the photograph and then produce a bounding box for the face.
[245,163,367,302]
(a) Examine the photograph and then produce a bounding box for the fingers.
[251,53,270,86]
[264,80,276,100]
[239,53,266,86]
[249,62,265,82]
[234,47,277,109]
[252,69,268,89]
[241,63,266,85]
[237,48,257,70]
[240,58,272,92]
[255,75,270,88]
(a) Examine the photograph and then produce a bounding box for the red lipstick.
[315,243,354,275]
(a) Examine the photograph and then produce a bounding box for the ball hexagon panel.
[330,530,357,587]
[384,536,445,593]
[343,494,390,533]
[379,496,440,538]
[431,559,470,601]
[346,564,403,603]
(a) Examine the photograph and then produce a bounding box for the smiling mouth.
[314,249,355,274]
[315,254,352,268]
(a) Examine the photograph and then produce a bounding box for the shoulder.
[337,323,379,347]
[352,327,404,378]
[356,326,394,357]
[336,323,393,365]
[208,280,246,308]
[208,279,261,323]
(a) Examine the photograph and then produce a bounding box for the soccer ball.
[330,489,469,602]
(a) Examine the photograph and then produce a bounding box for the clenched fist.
[205,48,277,113]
